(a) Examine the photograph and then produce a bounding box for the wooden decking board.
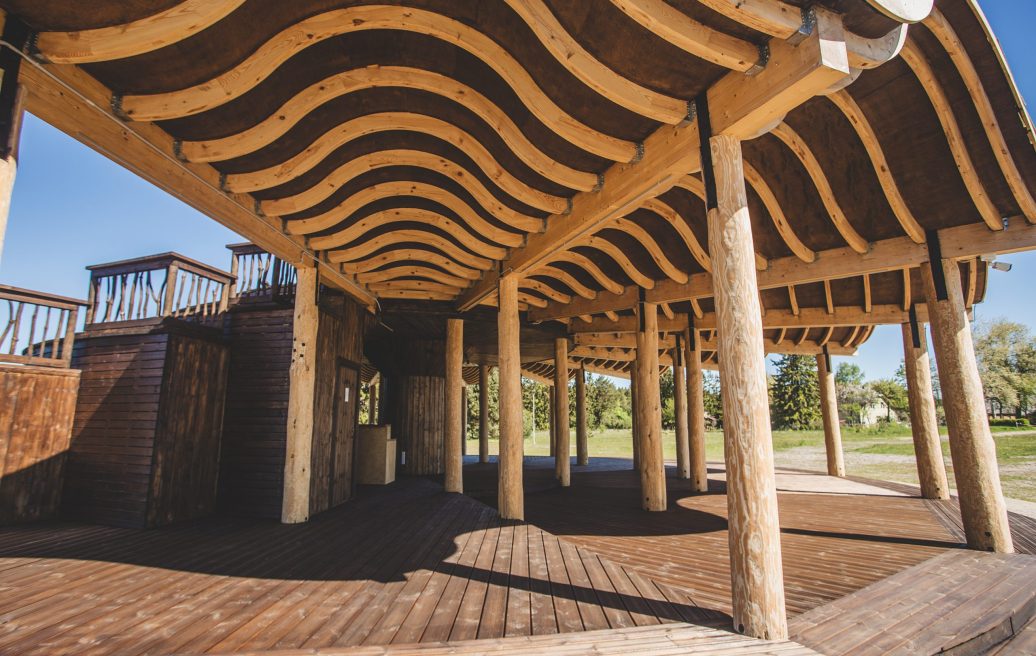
[503,521,532,637]
[446,517,501,642]
[526,524,560,635]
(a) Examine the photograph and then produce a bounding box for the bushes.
[989,417,1030,427]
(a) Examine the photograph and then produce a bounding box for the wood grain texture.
[497,275,523,520]
[282,266,318,524]
[391,376,446,476]
[684,327,708,493]
[922,260,1012,552]
[901,322,950,500]
[576,365,588,466]
[478,365,490,464]
[816,353,845,477]
[553,338,570,487]
[635,303,665,512]
[673,360,690,480]
[445,319,464,493]
[0,364,78,523]
[708,134,787,639]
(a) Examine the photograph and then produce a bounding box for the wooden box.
[356,425,396,485]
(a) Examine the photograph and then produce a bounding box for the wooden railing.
[228,243,297,304]
[84,253,235,325]
[0,285,87,367]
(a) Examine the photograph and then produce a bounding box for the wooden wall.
[65,321,228,528]
[218,305,293,518]
[0,364,80,524]
[390,375,446,476]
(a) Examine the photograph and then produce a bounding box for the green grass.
[470,424,1036,502]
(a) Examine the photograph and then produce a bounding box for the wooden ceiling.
[4,0,1034,348]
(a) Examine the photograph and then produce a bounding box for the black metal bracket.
[695,94,718,211]
[674,333,684,367]
[638,287,647,333]
[925,229,949,302]
[908,304,922,350]
[822,344,832,373]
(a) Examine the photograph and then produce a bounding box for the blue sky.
[1,0,1034,383]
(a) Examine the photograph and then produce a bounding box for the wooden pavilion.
[2,0,1036,653]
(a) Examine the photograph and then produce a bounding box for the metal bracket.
[684,100,697,124]
[787,6,817,46]
[745,42,771,76]
[593,173,605,193]
[110,94,129,121]
[908,304,922,350]
[822,344,832,373]
[253,197,265,217]
[632,142,645,163]
[563,197,573,216]
[171,139,186,162]
[696,93,718,211]
[925,229,949,302]
[218,171,229,192]
[674,333,684,367]
[638,287,647,333]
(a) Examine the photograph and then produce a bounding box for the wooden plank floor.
[463,457,964,617]
[789,550,1036,655]
[0,478,720,656]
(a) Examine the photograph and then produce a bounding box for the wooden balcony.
[0,284,86,368]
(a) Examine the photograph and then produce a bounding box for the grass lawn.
[470,424,1036,503]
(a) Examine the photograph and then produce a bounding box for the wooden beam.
[554,338,571,486]
[456,9,851,310]
[497,275,524,521]
[444,318,463,494]
[816,350,845,477]
[901,320,949,500]
[282,266,319,524]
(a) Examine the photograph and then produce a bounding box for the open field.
[470,425,1036,503]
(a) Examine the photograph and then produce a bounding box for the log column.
[673,334,690,480]
[707,133,787,639]
[478,364,490,464]
[630,360,640,470]
[901,318,949,499]
[548,384,556,458]
[554,338,571,486]
[444,318,464,493]
[922,251,1011,552]
[684,327,708,492]
[576,365,588,466]
[816,349,845,477]
[497,275,524,520]
[635,301,666,511]
[282,265,319,524]
[0,24,25,265]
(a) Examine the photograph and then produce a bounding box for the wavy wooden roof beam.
[284,181,543,236]
[900,40,1002,231]
[923,8,1036,224]
[366,279,462,297]
[253,148,556,225]
[337,249,483,278]
[518,279,571,305]
[740,160,817,261]
[826,90,925,243]
[770,121,870,253]
[115,5,637,161]
[355,265,472,288]
[327,231,492,271]
[528,268,597,301]
[672,176,766,269]
[179,66,598,192]
[610,218,689,283]
[640,198,713,272]
[545,252,626,295]
[576,237,656,289]
[31,0,246,64]
[308,208,511,258]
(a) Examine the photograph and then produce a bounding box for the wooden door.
[329,360,359,506]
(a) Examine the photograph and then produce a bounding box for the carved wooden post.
[548,383,557,458]
[673,333,690,480]
[816,348,845,477]
[901,318,949,499]
[636,301,666,511]
[554,338,571,486]
[478,364,490,463]
[707,131,787,638]
[0,17,25,266]
[922,245,1011,552]
[576,364,588,466]
[630,360,640,470]
[282,265,319,524]
[684,326,708,492]
[498,275,524,520]
[445,318,464,493]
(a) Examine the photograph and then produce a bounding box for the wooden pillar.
[630,361,640,470]
[478,364,490,463]
[444,318,463,493]
[635,301,666,511]
[548,384,556,458]
[282,266,319,524]
[554,338,571,486]
[707,132,787,639]
[816,349,845,477]
[684,327,708,493]
[497,275,524,520]
[673,334,690,480]
[0,20,26,265]
[576,365,588,466]
[462,385,468,457]
[922,251,1011,552]
[901,319,949,500]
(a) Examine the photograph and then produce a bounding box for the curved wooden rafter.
[740,160,816,262]
[518,292,549,309]
[375,289,457,301]
[845,24,909,70]
[659,302,675,321]
[640,198,712,272]
[518,279,572,305]
[254,148,559,221]
[771,122,870,254]
[180,66,597,192]
[577,236,656,289]
[32,0,246,64]
[285,181,544,236]
[367,280,463,297]
[671,176,767,270]
[607,0,761,72]
[611,218,689,283]
[356,265,473,288]
[117,5,637,161]
[546,252,626,295]
[923,8,1036,223]
[529,267,597,300]
[826,90,925,243]
[326,230,492,270]
[308,208,512,258]
[900,41,1002,231]
[339,249,482,278]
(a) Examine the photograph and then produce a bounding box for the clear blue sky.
[1,0,1033,383]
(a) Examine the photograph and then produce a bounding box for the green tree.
[869,378,908,421]
[465,367,500,440]
[770,355,821,429]
[703,370,723,428]
[585,374,630,430]
[835,362,876,425]
[974,319,1036,417]
[659,367,675,430]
